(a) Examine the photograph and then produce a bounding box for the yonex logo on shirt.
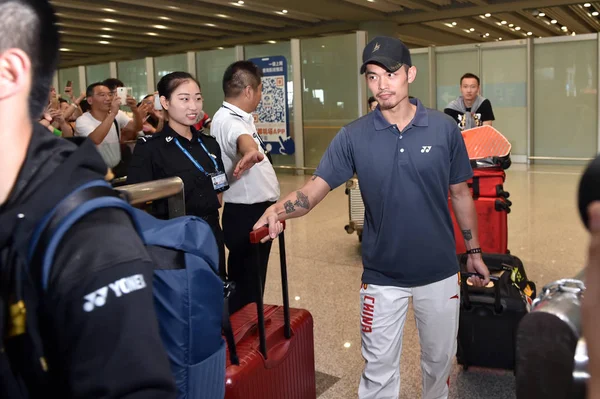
[421,146,432,153]
[83,274,147,312]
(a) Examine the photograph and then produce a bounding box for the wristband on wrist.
[52,128,62,137]
[466,247,482,255]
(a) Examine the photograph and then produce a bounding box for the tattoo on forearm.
[294,191,310,210]
[462,229,473,241]
[284,200,295,214]
[284,191,310,215]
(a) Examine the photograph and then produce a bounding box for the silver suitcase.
[344,177,364,242]
[516,275,587,399]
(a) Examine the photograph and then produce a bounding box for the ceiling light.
[167,6,180,9]
[147,32,159,36]
[572,31,577,35]
[480,15,486,19]
[100,34,113,38]
[217,46,225,50]
[99,41,110,44]
[344,342,351,348]
[102,18,118,23]
[267,40,277,43]
[585,3,591,7]
[158,16,171,20]
[103,8,116,12]
[282,9,288,13]
[515,26,521,30]
[216,13,229,18]
[238,0,245,3]
[368,0,375,2]
[451,21,457,26]
[539,12,545,17]
[294,296,301,300]
[205,23,217,27]
[59,48,71,52]
[484,13,491,17]
[496,22,503,26]
[464,29,471,33]
[498,37,503,40]
[232,1,244,5]
[153,25,168,29]
[501,20,507,24]
[469,28,475,31]
[593,11,599,16]
[485,33,490,37]
[102,27,114,31]
[561,25,568,31]
[527,31,533,35]
[444,23,454,28]
[551,19,557,24]
[509,23,514,27]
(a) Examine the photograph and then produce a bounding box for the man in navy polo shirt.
[254,36,490,399]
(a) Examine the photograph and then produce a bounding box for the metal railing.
[116,176,186,218]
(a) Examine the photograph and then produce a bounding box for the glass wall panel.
[196,47,236,119]
[58,67,80,101]
[410,51,430,107]
[86,63,111,87]
[533,39,597,161]
[117,58,148,102]
[301,34,359,168]
[246,42,294,166]
[482,46,527,156]
[436,49,479,110]
[154,53,188,84]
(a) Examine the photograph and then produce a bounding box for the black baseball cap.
[360,36,412,74]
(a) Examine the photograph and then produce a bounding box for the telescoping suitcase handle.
[249,221,291,361]
[461,272,502,314]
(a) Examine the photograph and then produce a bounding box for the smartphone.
[66,80,72,87]
[154,94,162,110]
[116,87,127,103]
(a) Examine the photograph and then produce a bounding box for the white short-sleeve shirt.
[211,101,280,204]
[75,110,131,168]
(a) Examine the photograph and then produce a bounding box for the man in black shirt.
[444,72,495,130]
[0,1,175,397]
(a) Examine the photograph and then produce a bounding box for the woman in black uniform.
[128,71,228,276]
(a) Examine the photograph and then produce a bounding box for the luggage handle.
[460,272,502,314]
[250,221,291,361]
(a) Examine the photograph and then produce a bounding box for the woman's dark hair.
[157,71,201,101]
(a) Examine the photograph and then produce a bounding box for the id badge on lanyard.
[175,137,229,192]
[211,172,228,191]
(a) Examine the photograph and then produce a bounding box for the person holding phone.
[74,82,144,177]
[138,93,164,134]
[128,72,229,276]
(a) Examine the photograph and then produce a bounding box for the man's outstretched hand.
[233,150,264,179]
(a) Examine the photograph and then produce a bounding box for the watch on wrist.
[466,247,482,255]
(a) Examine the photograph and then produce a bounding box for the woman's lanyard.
[174,137,219,175]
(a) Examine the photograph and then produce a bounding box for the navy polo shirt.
[314,98,473,287]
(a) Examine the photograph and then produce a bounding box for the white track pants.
[358,273,460,399]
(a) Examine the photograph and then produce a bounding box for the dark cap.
[360,36,412,74]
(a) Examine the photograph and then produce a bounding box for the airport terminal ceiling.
[53,0,600,67]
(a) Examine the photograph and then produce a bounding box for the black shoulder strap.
[113,119,120,140]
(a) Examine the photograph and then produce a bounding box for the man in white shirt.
[212,60,280,313]
[75,82,143,177]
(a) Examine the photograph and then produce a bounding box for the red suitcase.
[449,197,510,254]
[467,168,508,199]
[224,222,317,399]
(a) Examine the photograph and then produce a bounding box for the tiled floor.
[261,163,589,399]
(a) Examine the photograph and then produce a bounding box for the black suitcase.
[457,255,535,371]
